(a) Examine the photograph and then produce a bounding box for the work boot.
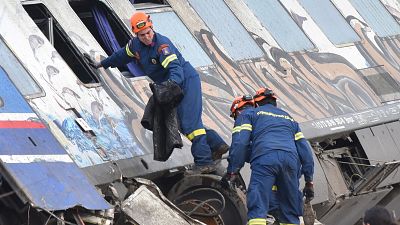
[185,163,218,175]
[212,144,229,160]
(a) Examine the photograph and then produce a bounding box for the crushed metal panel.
[320,187,392,225]
[122,185,204,225]
[308,149,330,204]
[317,154,349,197]
[0,68,111,210]
[356,123,400,187]
[353,160,400,194]
[386,121,400,152]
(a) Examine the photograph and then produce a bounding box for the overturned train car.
[1,0,400,224]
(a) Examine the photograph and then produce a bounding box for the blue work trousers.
[247,151,302,224]
[177,75,213,166]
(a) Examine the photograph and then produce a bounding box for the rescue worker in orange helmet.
[89,12,223,173]
[220,95,255,189]
[253,88,315,224]
[230,95,256,120]
[223,87,313,225]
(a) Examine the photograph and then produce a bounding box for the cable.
[44,214,52,225]
[340,155,388,163]
[336,161,376,167]
[173,188,226,217]
[0,190,16,200]
[348,173,366,190]
[27,205,30,225]
[180,198,224,217]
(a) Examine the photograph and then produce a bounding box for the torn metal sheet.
[122,179,205,225]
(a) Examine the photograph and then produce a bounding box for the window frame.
[242,0,317,53]
[297,0,362,48]
[349,0,400,38]
[22,2,102,87]
[187,0,266,60]
[142,5,215,67]
[0,36,44,99]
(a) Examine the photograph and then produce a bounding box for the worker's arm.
[294,124,314,182]
[227,110,253,173]
[157,41,184,85]
[101,39,137,69]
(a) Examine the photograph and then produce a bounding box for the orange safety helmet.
[130,12,153,33]
[253,87,277,103]
[230,95,255,119]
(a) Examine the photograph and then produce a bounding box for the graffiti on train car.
[26,31,148,166]
[195,29,381,123]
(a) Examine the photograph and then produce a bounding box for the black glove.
[84,53,102,69]
[303,181,314,202]
[151,80,183,107]
[220,172,239,190]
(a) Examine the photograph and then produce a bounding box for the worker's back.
[250,103,299,162]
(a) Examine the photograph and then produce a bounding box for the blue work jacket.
[228,104,314,182]
[101,32,197,87]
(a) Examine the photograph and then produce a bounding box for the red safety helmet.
[130,12,153,33]
[253,87,277,104]
[230,95,255,119]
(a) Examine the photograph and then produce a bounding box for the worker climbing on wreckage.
[87,11,226,174]
[221,87,315,225]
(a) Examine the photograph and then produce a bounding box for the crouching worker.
[222,88,307,225]
[253,88,315,224]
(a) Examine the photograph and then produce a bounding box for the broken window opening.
[23,3,100,84]
[319,134,370,192]
[69,1,144,77]
[357,66,400,103]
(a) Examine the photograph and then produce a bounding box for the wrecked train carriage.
[1,0,400,225]
[0,0,246,224]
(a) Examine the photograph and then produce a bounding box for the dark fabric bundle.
[141,83,183,161]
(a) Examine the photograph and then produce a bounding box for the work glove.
[150,80,183,107]
[220,172,239,190]
[84,53,102,69]
[303,181,314,202]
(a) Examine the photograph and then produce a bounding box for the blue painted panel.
[150,11,212,68]
[243,0,315,52]
[0,129,71,155]
[0,68,110,210]
[188,0,264,60]
[350,0,400,37]
[5,163,109,210]
[299,0,360,45]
